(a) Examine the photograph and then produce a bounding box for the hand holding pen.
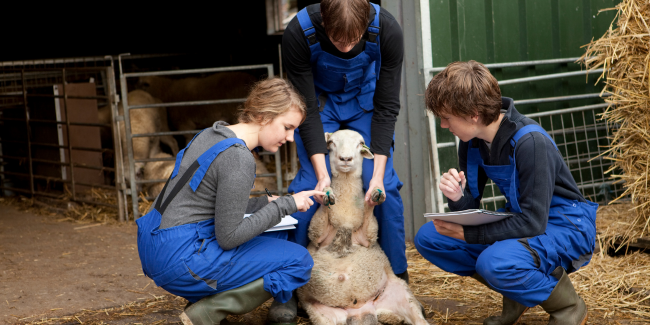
[439,168,466,202]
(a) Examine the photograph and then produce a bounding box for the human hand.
[365,177,385,206]
[313,176,331,205]
[267,195,280,203]
[432,219,465,241]
[439,168,466,202]
[292,190,327,212]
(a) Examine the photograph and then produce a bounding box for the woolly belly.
[301,245,390,309]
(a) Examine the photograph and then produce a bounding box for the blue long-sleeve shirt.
[450,97,586,245]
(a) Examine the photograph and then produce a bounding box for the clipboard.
[244,214,299,232]
[424,209,513,226]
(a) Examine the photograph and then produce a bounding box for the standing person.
[136,78,324,325]
[281,0,407,317]
[415,61,597,325]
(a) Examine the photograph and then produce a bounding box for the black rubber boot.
[395,270,409,284]
[471,273,529,325]
[539,267,588,325]
[179,277,272,325]
[267,295,298,325]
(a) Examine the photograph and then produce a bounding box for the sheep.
[98,90,179,192]
[296,130,430,325]
[136,71,257,145]
[143,149,278,199]
[143,153,175,197]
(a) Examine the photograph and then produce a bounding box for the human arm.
[213,149,298,250]
[365,154,387,206]
[282,18,328,158]
[446,140,486,211]
[369,9,403,158]
[463,133,556,245]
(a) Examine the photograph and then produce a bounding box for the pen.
[265,188,273,197]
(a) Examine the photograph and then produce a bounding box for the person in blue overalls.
[281,0,407,319]
[136,78,325,325]
[415,61,597,325]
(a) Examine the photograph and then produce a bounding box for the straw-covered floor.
[581,0,650,245]
[2,192,649,324]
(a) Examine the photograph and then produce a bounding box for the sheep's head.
[325,130,374,177]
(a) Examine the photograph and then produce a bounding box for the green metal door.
[428,0,621,210]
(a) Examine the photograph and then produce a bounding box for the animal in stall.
[98,90,179,191]
[297,130,429,325]
[143,153,175,197]
[136,71,258,145]
[253,158,278,196]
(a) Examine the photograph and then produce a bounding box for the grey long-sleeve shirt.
[156,122,298,250]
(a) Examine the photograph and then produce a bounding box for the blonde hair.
[238,77,306,125]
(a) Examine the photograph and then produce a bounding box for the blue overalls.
[287,3,408,275]
[137,132,313,304]
[415,125,598,307]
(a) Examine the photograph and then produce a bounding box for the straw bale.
[581,0,650,242]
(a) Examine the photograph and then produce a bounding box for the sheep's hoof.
[323,187,336,206]
[371,188,386,205]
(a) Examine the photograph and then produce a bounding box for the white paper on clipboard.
[244,214,298,232]
[424,209,513,226]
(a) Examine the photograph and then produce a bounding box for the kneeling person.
[415,61,597,325]
[137,78,324,325]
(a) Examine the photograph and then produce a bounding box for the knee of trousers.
[414,222,454,254]
[264,248,314,303]
[475,241,534,289]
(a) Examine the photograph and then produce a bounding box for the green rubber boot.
[539,267,588,325]
[471,274,529,325]
[179,277,272,325]
[267,295,298,325]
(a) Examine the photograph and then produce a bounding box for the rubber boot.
[539,267,588,325]
[179,277,272,325]
[471,273,529,325]
[267,295,298,325]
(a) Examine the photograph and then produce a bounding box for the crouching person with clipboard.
[414,61,597,325]
[136,78,324,325]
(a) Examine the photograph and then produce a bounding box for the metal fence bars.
[426,57,619,213]
[0,66,125,220]
[118,61,285,220]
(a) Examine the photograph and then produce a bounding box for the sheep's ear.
[361,144,374,159]
[325,132,333,150]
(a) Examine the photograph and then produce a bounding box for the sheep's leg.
[301,299,348,325]
[323,186,336,206]
[345,300,378,325]
[308,206,336,248]
[352,205,378,247]
[370,187,386,205]
[374,275,430,325]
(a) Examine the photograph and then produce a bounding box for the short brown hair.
[425,60,502,126]
[321,0,370,45]
[238,77,306,125]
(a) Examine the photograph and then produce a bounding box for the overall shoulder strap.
[367,3,381,44]
[297,7,318,46]
[155,137,247,215]
[509,124,558,152]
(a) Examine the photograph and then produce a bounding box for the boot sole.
[179,312,194,325]
[580,314,588,325]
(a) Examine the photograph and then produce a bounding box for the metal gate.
[426,57,620,213]
[0,58,125,220]
[117,58,287,219]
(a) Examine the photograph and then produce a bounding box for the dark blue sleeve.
[447,140,487,211]
[463,133,556,245]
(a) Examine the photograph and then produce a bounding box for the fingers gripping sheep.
[297,130,430,325]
